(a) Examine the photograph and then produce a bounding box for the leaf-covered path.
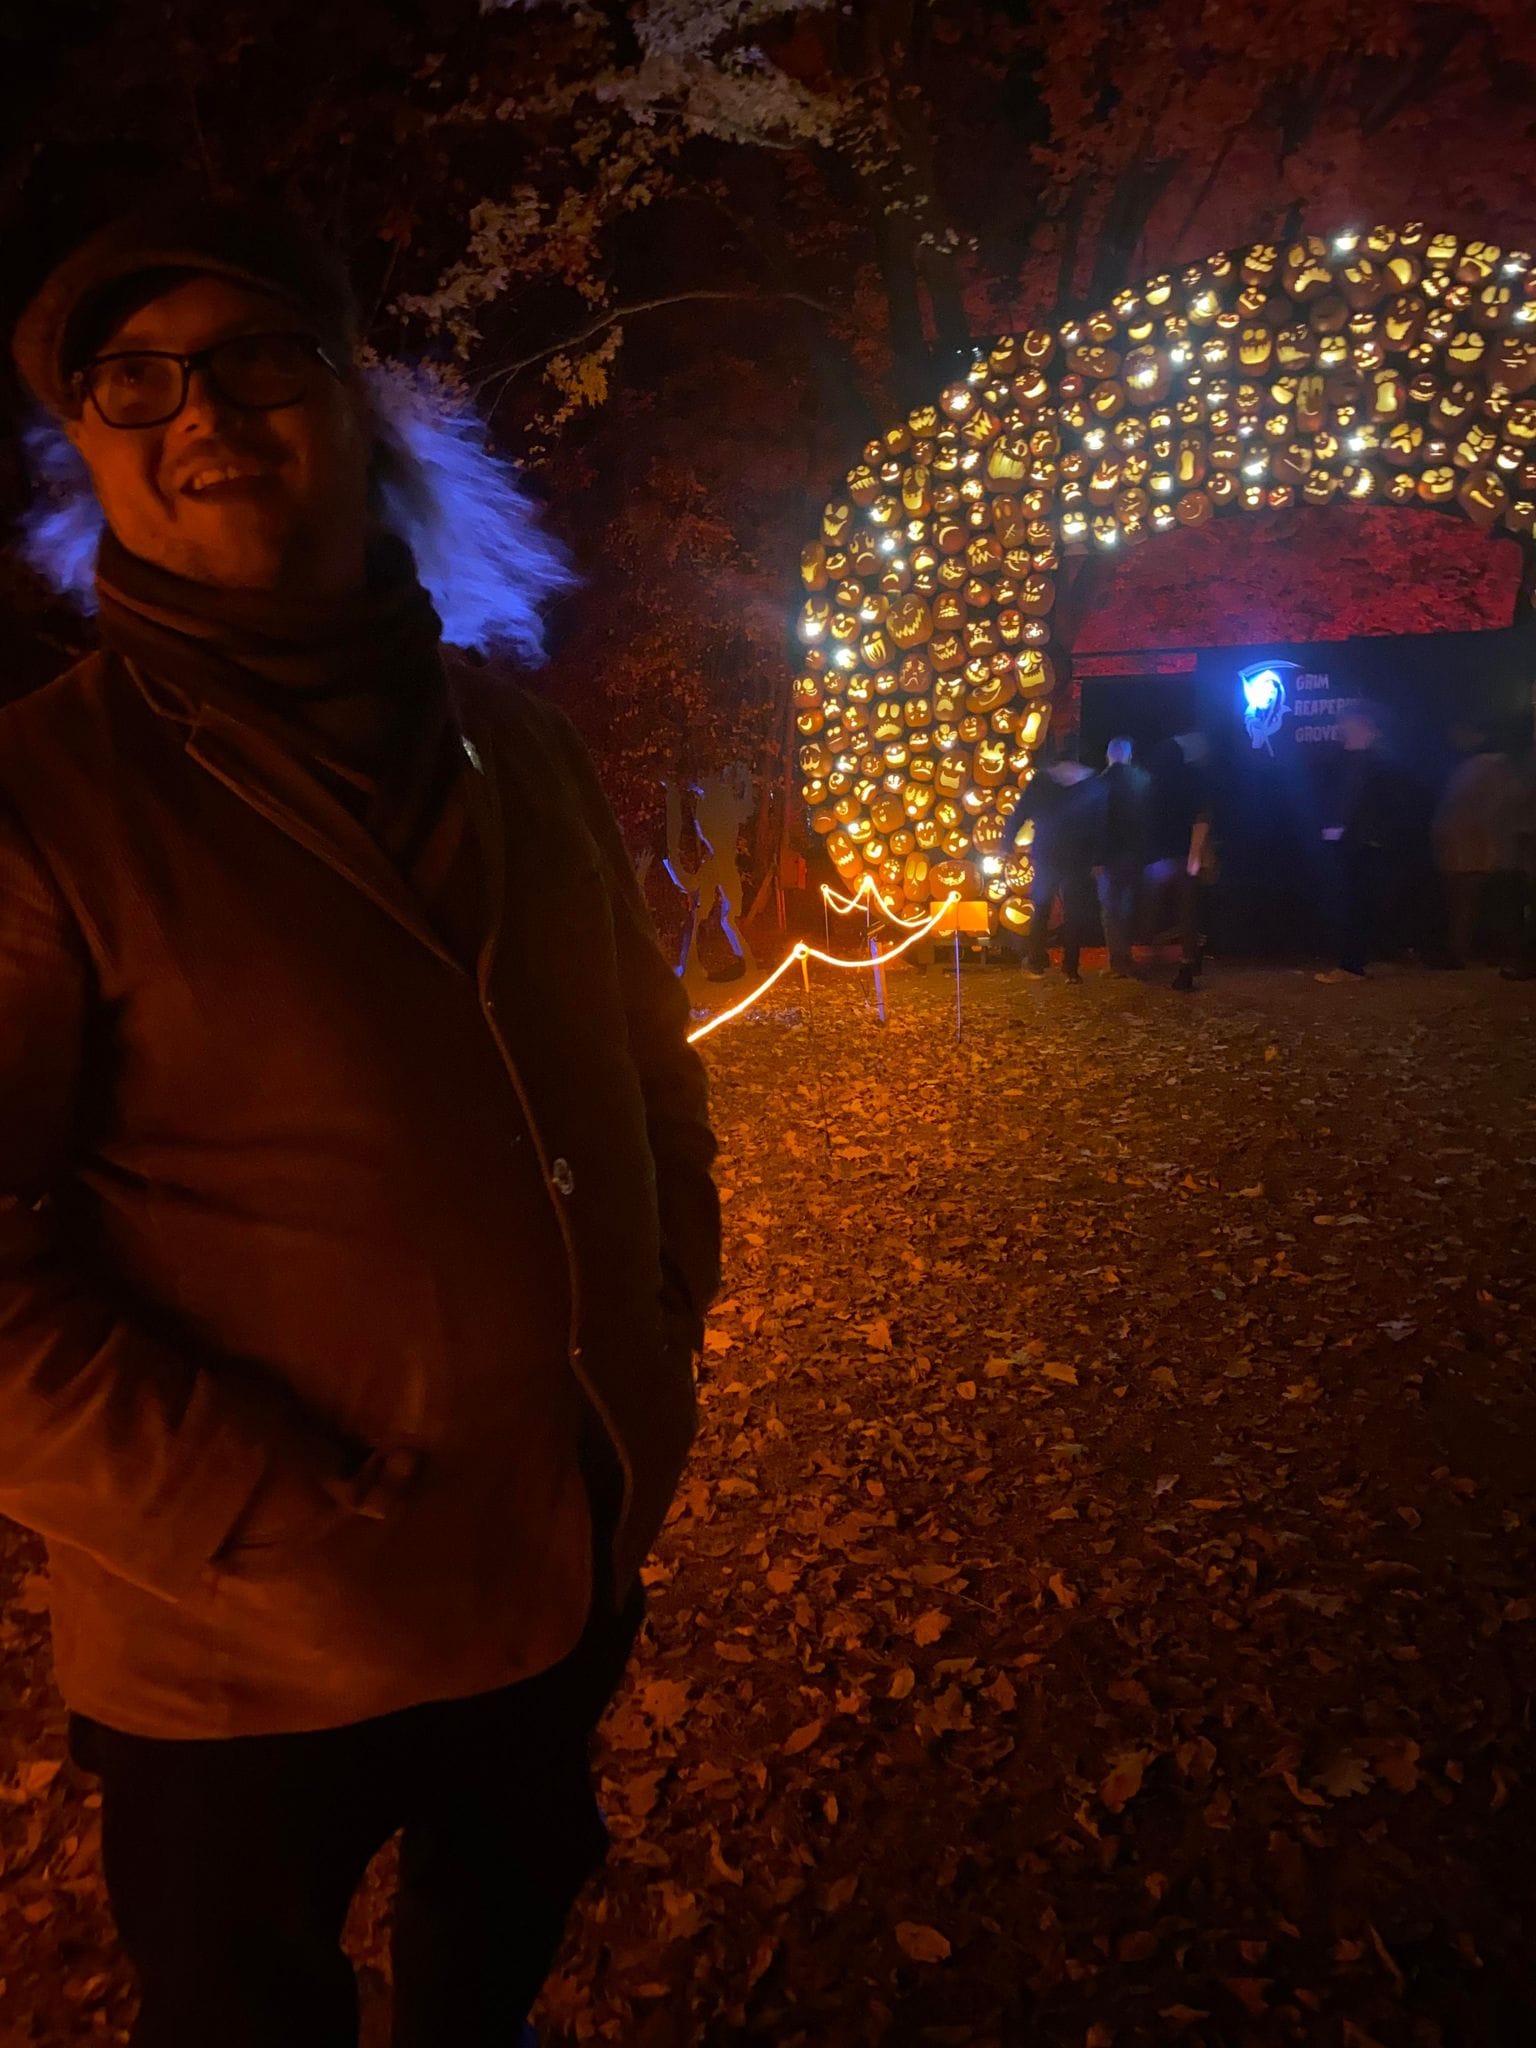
[2,966,1534,2047]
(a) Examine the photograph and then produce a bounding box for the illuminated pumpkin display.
[794,225,1536,920]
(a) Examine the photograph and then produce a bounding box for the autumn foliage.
[2,0,1534,856]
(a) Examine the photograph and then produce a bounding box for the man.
[1315,705,1397,982]
[1433,724,1523,966]
[1094,735,1150,977]
[1143,731,1214,994]
[1004,753,1099,982]
[1,198,719,2047]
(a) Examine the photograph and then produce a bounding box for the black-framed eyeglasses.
[76,331,342,430]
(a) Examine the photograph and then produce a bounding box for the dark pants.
[1029,864,1095,975]
[1331,839,1381,975]
[1026,863,1060,969]
[1095,861,1141,974]
[1143,857,1203,970]
[1058,867,1097,977]
[70,1577,644,2048]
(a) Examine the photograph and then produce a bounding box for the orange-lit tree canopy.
[795,224,1536,930]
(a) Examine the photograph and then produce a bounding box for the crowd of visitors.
[1006,709,1536,991]
[1004,728,1217,993]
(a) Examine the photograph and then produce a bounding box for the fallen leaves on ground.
[2,966,1534,2045]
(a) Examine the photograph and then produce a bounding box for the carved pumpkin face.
[869,793,903,837]
[1239,324,1274,371]
[973,740,1008,787]
[1383,420,1424,467]
[1431,380,1478,430]
[1491,337,1536,393]
[1456,424,1500,470]
[1276,324,1315,370]
[886,596,933,649]
[1417,466,1457,502]
[1016,649,1056,695]
[1284,239,1333,300]
[1383,293,1425,346]
[1340,259,1384,310]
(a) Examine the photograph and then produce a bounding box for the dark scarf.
[95,529,461,875]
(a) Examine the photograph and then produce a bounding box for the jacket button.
[551,1157,575,1196]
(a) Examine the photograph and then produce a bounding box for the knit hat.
[12,196,359,419]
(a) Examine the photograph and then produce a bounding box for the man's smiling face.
[66,274,371,596]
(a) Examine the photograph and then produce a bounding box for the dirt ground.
[1,961,1533,2047]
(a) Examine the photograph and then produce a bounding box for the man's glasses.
[77,332,341,430]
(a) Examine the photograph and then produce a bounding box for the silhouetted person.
[1144,731,1214,993]
[1434,725,1524,965]
[1095,736,1150,977]
[1006,757,1099,981]
[1316,707,1399,981]
[1011,757,1097,978]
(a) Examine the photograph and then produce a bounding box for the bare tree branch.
[471,288,835,396]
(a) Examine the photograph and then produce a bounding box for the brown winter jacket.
[0,650,719,1738]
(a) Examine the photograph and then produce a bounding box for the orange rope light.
[819,873,931,927]
[686,895,960,1045]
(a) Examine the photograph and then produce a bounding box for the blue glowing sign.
[1239,660,1298,751]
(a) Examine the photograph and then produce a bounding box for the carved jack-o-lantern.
[1239,324,1274,371]
[1382,420,1425,468]
[1492,336,1536,393]
[973,740,1008,788]
[1457,467,1508,529]
[1340,259,1385,310]
[1432,380,1479,431]
[886,596,932,649]
[1455,423,1500,470]
[1175,435,1208,487]
[1016,649,1056,695]
[1276,324,1316,371]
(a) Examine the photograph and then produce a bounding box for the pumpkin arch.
[794,225,1536,933]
